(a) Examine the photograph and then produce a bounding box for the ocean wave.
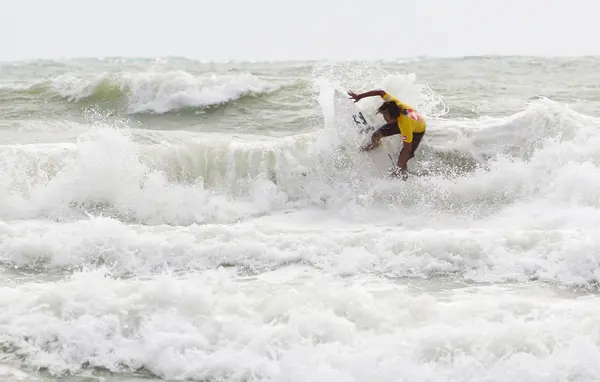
[0,67,599,230]
[0,94,598,225]
[1,70,289,114]
[0,127,325,225]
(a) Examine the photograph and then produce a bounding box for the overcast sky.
[2,0,598,61]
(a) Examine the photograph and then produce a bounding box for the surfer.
[348,89,426,179]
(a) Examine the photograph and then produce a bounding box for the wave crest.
[3,71,287,114]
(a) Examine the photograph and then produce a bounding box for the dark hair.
[377,101,405,119]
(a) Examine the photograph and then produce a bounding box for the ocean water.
[2,56,600,381]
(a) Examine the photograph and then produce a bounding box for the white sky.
[2,0,599,61]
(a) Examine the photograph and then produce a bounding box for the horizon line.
[2,53,600,64]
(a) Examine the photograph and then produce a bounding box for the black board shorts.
[377,122,425,159]
[378,122,401,137]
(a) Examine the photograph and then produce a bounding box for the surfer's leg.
[408,132,425,159]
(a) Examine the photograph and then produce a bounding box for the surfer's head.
[377,101,403,122]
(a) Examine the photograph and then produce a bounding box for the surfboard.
[332,89,398,177]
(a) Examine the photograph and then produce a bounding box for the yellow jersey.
[382,92,426,143]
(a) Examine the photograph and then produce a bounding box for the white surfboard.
[332,90,398,177]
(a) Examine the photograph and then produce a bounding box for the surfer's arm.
[348,90,386,102]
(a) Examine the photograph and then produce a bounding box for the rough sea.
[2,56,600,381]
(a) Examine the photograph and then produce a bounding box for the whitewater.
[2,56,600,381]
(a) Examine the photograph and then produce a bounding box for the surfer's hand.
[348,91,361,102]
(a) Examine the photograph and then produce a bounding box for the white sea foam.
[120,71,285,114]
[1,268,599,381]
[3,208,600,286]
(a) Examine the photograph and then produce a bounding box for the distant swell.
[2,71,288,114]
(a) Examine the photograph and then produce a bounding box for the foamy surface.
[1,56,600,381]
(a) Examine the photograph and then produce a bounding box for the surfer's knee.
[377,122,400,138]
